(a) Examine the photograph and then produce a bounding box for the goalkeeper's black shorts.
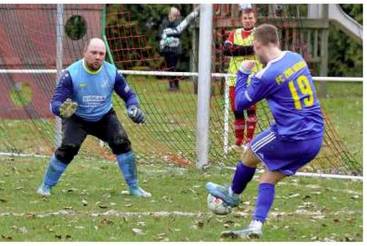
[55,108,131,163]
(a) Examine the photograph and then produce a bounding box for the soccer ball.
[207,193,232,215]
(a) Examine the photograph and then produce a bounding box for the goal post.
[196,4,213,169]
[55,4,64,148]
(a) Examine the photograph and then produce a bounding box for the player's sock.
[246,114,257,142]
[42,155,68,187]
[234,118,246,146]
[253,183,275,223]
[231,162,256,194]
[229,86,236,112]
[116,151,138,187]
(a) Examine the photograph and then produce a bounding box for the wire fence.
[0,4,362,176]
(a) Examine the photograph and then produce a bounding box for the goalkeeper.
[207,24,324,239]
[37,38,151,198]
[224,5,262,145]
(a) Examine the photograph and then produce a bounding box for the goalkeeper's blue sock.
[253,183,275,223]
[43,155,68,187]
[116,151,138,188]
[231,161,256,194]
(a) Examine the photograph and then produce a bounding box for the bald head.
[168,7,180,22]
[84,38,106,71]
[84,38,106,53]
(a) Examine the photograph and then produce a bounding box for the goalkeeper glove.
[127,105,145,124]
[59,98,78,118]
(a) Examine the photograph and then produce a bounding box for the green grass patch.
[0,156,362,241]
[316,82,362,163]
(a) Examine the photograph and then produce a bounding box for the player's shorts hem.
[250,144,296,176]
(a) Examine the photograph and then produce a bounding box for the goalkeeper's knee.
[55,144,80,164]
[109,135,131,155]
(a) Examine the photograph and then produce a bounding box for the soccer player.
[206,24,324,239]
[224,5,262,145]
[37,38,151,198]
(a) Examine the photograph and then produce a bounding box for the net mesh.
[0,4,361,175]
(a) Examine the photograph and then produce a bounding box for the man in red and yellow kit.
[224,7,262,146]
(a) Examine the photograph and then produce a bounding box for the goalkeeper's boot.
[117,151,152,198]
[36,155,67,197]
[221,220,263,239]
[37,184,52,197]
[206,182,240,207]
[129,185,152,198]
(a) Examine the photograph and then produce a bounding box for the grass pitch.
[0,156,362,242]
[0,80,362,242]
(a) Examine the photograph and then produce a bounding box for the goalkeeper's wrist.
[128,104,139,109]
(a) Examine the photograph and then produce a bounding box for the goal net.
[0,4,361,176]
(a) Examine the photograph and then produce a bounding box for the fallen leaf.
[12,226,28,234]
[302,195,311,200]
[1,234,13,240]
[224,220,235,225]
[66,188,77,193]
[132,228,145,235]
[197,220,204,228]
[310,236,319,241]
[289,193,300,198]
[100,218,113,225]
[137,221,146,227]
[98,204,108,209]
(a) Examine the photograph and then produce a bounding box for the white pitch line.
[0,152,48,159]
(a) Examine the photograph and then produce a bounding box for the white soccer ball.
[207,193,232,215]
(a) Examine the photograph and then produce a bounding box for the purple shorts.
[249,128,323,176]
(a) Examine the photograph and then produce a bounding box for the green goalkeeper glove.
[59,98,78,118]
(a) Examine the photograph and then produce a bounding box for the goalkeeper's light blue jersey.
[235,51,324,140]
[50,59,138,122]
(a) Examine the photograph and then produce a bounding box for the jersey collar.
[268,51,288,65]
[82,59,103,74]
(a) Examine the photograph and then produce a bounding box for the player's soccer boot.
[206,182,240,207]
[37,183,52,197]
[221,220,263,239]
[129,185,152,198]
